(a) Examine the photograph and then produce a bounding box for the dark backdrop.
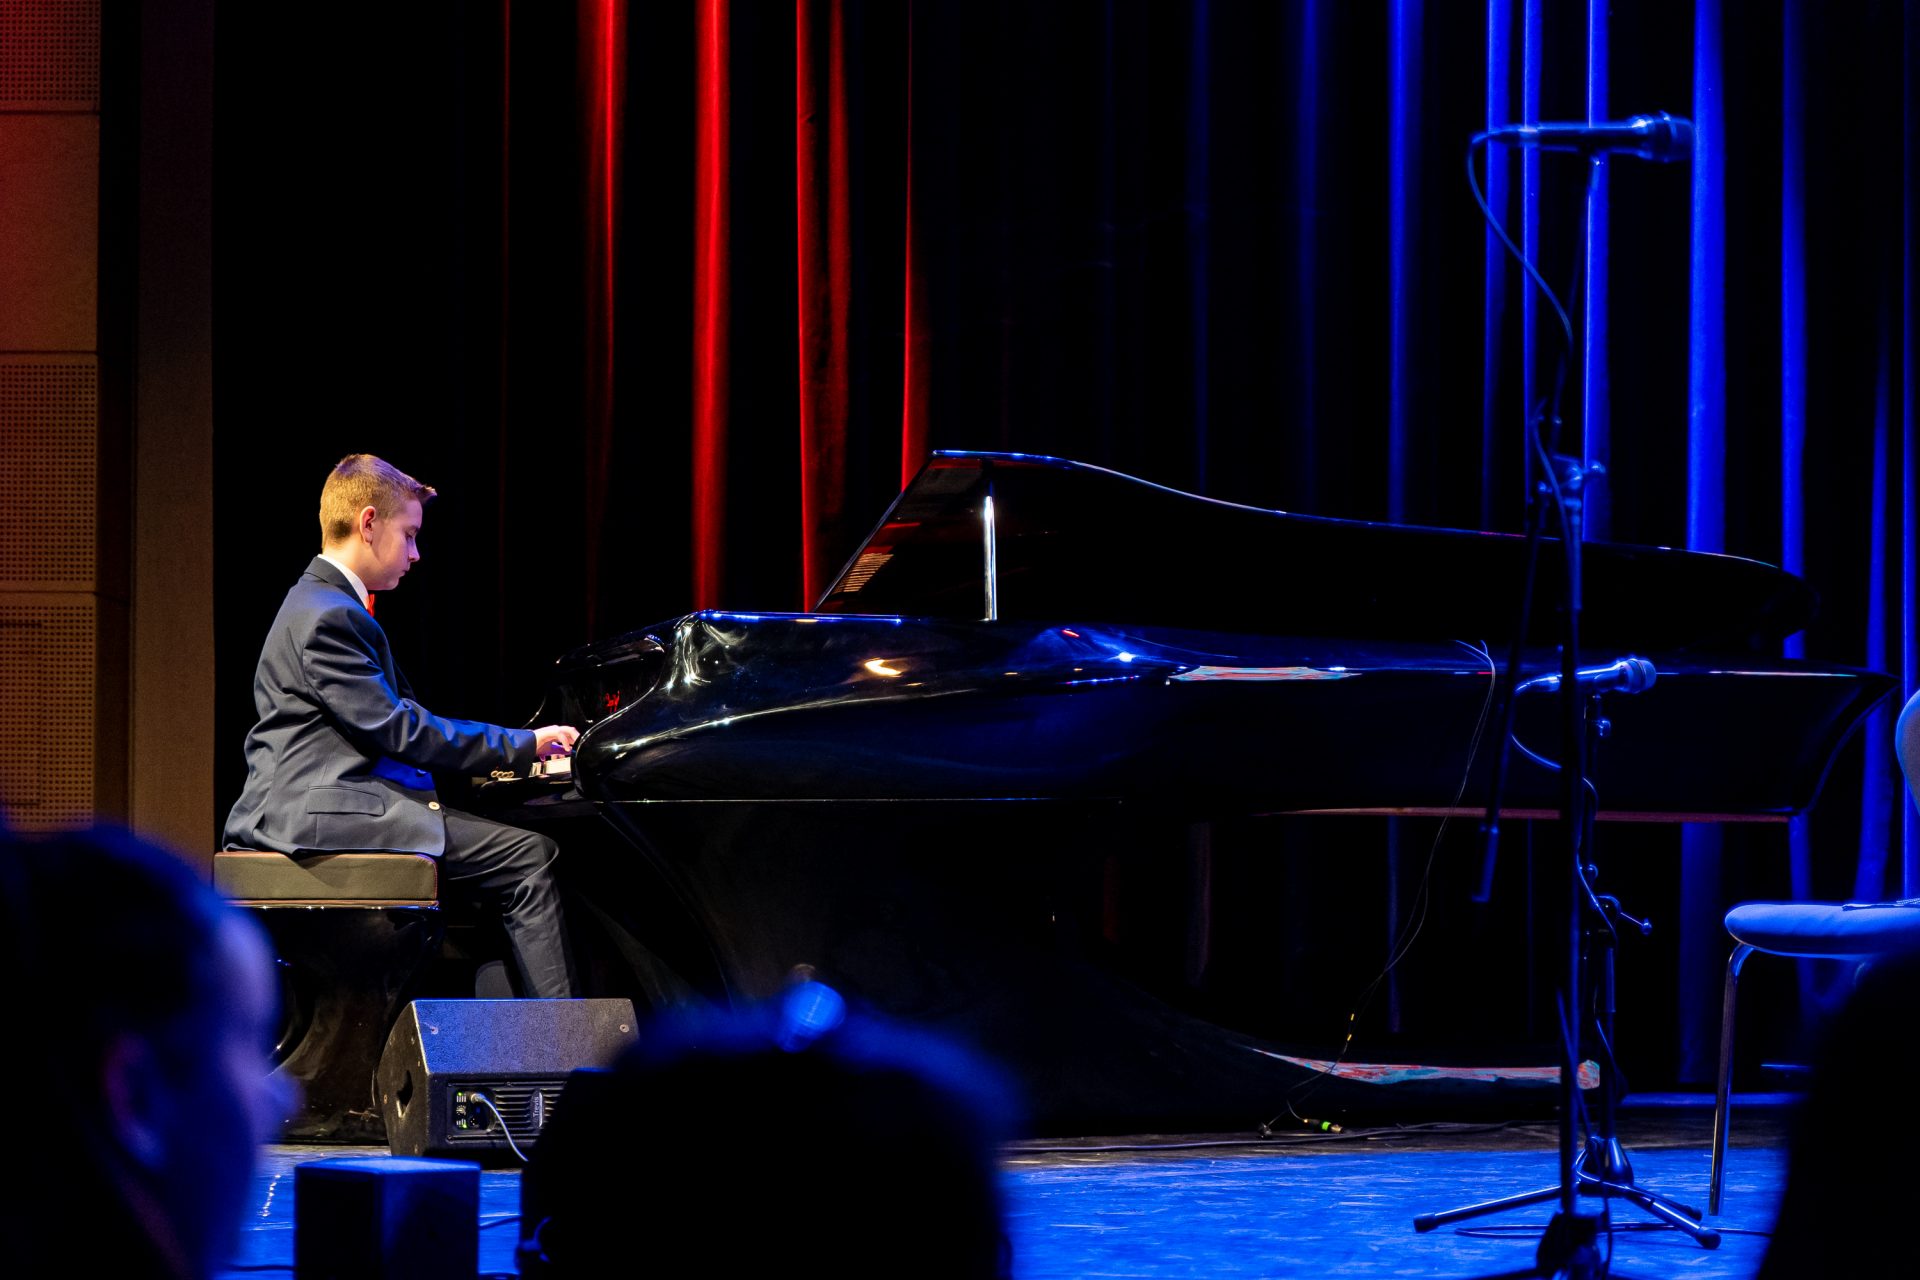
[210,1,1917,1091]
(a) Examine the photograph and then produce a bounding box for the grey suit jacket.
[222,556,537,855]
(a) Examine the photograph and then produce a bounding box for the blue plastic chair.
[1708,689,1920,1215]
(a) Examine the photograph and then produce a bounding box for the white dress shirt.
[318,551,371,609]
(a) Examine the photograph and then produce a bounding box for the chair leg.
[1709,942,1755,1216]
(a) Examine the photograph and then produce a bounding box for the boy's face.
[361,498,423,591]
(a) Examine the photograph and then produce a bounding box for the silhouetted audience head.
[1764,690,1920,1275]
[520,982,1017,1278]
[1759,945,1920,1279]
[0,827,290,1279]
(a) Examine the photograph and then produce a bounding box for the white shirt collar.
[318,551,371,608]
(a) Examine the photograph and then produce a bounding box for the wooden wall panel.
[0,0,117,835]
[0,117,98,350]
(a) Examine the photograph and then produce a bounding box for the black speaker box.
[375,998,639,1160]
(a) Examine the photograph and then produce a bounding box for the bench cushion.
[1725,900,1920,959]
[215,850,438,903]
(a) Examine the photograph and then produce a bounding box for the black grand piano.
[481,452,1892,1128]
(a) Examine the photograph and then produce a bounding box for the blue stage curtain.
[1905,0,1920,896]
[1676,0,1727,1087]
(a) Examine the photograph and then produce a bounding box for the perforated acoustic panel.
[0,3,105,833]
[0,597,94,831]
[0,0,100,111]
[0,356,96,591]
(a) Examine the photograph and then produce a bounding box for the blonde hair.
[319,454,437,545]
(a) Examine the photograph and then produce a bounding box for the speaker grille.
[0,357,97,590]
[0,597,95,830]
[457,1079,567,1144]
[0,0,101,111]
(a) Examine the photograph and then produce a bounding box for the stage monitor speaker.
[376,998,639,1161]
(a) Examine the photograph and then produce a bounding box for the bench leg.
[1709,942,1755,1216]
[250,905,442,1143]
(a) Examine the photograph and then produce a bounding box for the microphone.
[1515,656,1658,697]
[1482,112,1694,163]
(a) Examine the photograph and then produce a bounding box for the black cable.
[1467,134,1584,469]
[1510,731,1560,773]
[1006,1120,1522,1156]
[1463,129,1593,927]
[1468,137,1576,357]
[1261,641,1499,1129]
[1277,147,1588,1140]
[1377,649,1498,981]
[470,1092,531,1164]
[1008,1134,1354,1155]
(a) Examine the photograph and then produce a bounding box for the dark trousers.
[440,807,576,998]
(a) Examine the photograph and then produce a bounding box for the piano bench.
[216,850,443,1143]
[214,849,438,905]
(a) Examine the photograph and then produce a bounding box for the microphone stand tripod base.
[1409,1137,1721,1278]
[1417,1203,1658,1280]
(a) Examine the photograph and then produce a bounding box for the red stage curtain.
[796,0,853,606]
[898,0,931,494]
[692,0,731,609]
[581,0,625,632]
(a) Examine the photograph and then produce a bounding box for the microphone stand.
[1403,96,1714,1275]
[1410,461,1721,1277]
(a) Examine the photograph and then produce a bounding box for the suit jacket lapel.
[305,556,404,688]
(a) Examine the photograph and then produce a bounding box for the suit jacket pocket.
[303,784,386,816]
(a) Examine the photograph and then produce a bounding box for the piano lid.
[815,451,1816,652]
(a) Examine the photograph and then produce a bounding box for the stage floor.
[218,1106,1789,1278]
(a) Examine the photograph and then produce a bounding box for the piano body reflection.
[486,453,1892,1128]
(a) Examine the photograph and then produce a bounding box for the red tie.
[365,592,376,616]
